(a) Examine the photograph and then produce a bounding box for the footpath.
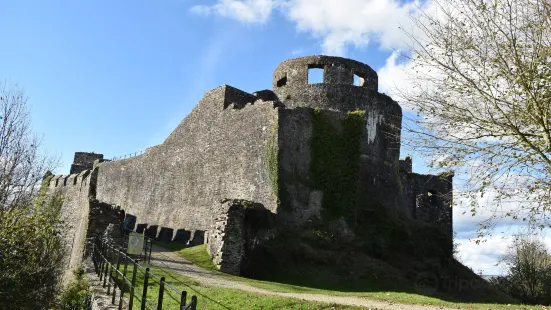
[149,244,458,310]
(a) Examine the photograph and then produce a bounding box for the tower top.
[272,55,378,91]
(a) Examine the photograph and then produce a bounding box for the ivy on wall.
[310,109,366,227]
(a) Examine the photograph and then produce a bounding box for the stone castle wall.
[94,85,280,235]
[44,170,93,284]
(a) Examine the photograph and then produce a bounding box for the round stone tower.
[273,55,405,216]
[273,55,402,168]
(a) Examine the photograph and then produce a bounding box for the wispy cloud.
[191,0,277,24]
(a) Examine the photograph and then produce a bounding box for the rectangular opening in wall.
[308,65,324,84]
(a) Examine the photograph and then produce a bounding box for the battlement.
[271,55,396,113]
[273,55,378,90]
[47,170,91,189]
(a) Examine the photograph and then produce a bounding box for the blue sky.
[0,0,395,170]
[1,0,531,275]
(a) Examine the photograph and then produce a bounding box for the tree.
[490,231,551,304]
[0,82,56,212]
[0,82,64,309]
[395,0,551,234]
[452,230,463,262]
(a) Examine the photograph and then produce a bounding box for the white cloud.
[457,230,551,275]
[285,0,421,55]
[377,50,412,96]
[190,0,425,55]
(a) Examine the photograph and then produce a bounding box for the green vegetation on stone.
[57,267,92,310]
[310,109,365,225]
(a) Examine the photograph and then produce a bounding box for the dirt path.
[149,245,457,310]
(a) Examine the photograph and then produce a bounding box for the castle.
[43,55,453,278]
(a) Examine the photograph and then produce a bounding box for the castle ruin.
[43,55,453,277]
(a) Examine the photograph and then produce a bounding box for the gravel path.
[149,245,457,310]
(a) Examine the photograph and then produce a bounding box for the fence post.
[115,248,121,281]
[190,296,198,310]
[148,239,153,264]
[111,248,120,304]
[157,277,165,310]
[141,268,150,310]
[129,261,137,310]
[180,291,187,310]
[107,252,113,295]
[123,252,129,278]
[118,287,124,310]
[103,245,109,287]
[99,240,105,280]
[103,240,109,283]
[92,238,96,271]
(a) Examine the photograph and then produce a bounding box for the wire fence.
[92,236,198,310]
[111,150,146,161]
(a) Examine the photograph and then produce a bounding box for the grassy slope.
[119,263,364,310]
[160,243,542,310]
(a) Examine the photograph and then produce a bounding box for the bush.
[58,267,92,310]
[489,234,551,305]
[0,193,66,309]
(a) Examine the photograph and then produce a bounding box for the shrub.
[0,193,66,309]
[58,267,92,310]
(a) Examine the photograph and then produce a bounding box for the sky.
[0,0,540,275]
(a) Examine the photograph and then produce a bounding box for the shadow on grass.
[158,240,520,308]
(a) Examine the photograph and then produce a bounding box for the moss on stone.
[309,109,365,227]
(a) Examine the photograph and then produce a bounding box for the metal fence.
[92,236,198,310]
[111,150,145,161]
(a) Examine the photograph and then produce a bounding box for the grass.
[114,263,364,309]
[159,243,219,272]
[158,243,545,310]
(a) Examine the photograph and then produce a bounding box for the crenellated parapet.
[46,170,92,190]
[273,55,378,90]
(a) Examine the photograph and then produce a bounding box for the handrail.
[111,150,146,161]
[92,236,198,310]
